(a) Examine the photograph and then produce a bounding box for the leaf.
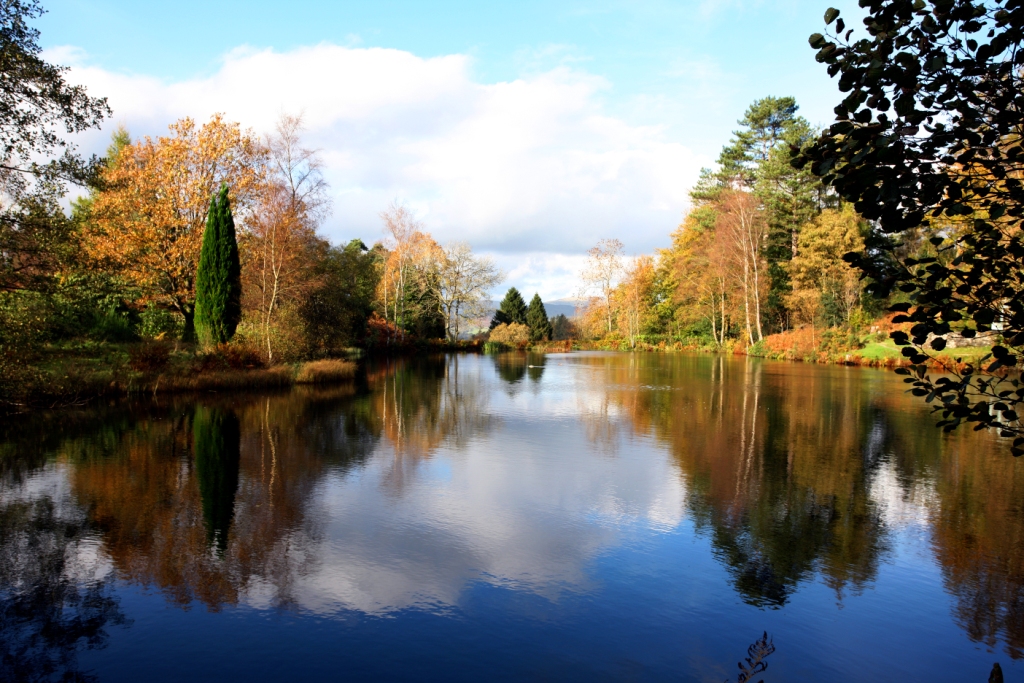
[824,7,840,24]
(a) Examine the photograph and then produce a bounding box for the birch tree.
[581,238,624,335]
[716,191,767,344]
[435,242,502,342]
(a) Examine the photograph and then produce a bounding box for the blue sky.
[41,0,864,299]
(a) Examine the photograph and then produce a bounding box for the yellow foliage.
[489,322,530,346]
[85,114,267,336]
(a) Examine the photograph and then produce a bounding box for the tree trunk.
[181,306,197,344]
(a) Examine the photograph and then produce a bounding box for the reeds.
[293,359,357,384]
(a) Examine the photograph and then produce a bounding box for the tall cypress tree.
[195,186,242,347]
[490,287,528,329]
[527,293,552,342]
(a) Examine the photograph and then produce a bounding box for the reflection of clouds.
[868,457,935,530]
[242,356,686,616]
[281,433,684,616]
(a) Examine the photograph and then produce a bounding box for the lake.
[1,351,1020,682]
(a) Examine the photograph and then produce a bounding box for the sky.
[40,0,866,299]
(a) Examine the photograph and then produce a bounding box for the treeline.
[571,97,906,350]
[0,4,507,375]
[2,113,504,366]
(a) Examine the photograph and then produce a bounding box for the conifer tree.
[527,293,552,342]
[195,186,242,346]
[490,287,528,329]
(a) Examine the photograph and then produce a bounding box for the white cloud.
[51,43,705,297]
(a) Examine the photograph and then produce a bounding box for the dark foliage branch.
[0,0,108,189]
[795,0,1024,452]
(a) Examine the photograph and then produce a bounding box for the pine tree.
[490,287,528,329]
[527,293,552,342]
[195,186,242,346]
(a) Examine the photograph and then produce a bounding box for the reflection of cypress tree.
[193,406,241,553]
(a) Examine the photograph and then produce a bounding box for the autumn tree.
[434,241,502,342]
[615,256,657,349]
[717,190,768,344]
[581,238,624,335]
[661,207,732,345]
[86,115,266,341]
[787,206,865,328]
[243,114,329,361]
[377,203,445,339]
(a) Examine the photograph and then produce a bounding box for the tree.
[717,190,768,344]
[616,256,656,348]
[86,115,266,341]
[526,293,552,342]
[581,238,624,334]
[377,203,444,339]
[490,287,527,329]
[300,240,380,356]
[797,2,1024,450]
[0,0,109,294]
[551,313,575,341]
[788,206,865,327]
[718,97,801,188]
[195,186,242,347]
[244,115,329,361]
[662,205,732,345]
[266,113,329,221]
[0,0,108,198]
[435,242,502,342]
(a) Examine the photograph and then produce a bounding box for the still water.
[1,352,1021,682]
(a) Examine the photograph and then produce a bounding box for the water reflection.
[0,476,127,682]
[194,407,241,552]
[2,352,1024,677]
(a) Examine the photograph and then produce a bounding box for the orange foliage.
[85,114,267,337]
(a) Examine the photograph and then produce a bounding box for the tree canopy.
[491,287,528,329]
[527,293,552,342]
[798,1,1024,450]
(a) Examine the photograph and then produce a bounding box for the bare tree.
[581,238,624,335]
[434,242,503,342]
[266,113,331,221]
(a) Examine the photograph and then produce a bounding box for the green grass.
[855,339,993,363]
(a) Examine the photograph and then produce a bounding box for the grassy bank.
[529,327,998,373]
[0,341,358,410]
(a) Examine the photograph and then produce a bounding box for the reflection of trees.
[493,352,527,385]
[584,354,892,607]
[0,496,127,682]
[194,407,241,553]
[366,355,493,457]
[929,432,1024,659]
[364,355,493,494]
[66,389,380,611]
